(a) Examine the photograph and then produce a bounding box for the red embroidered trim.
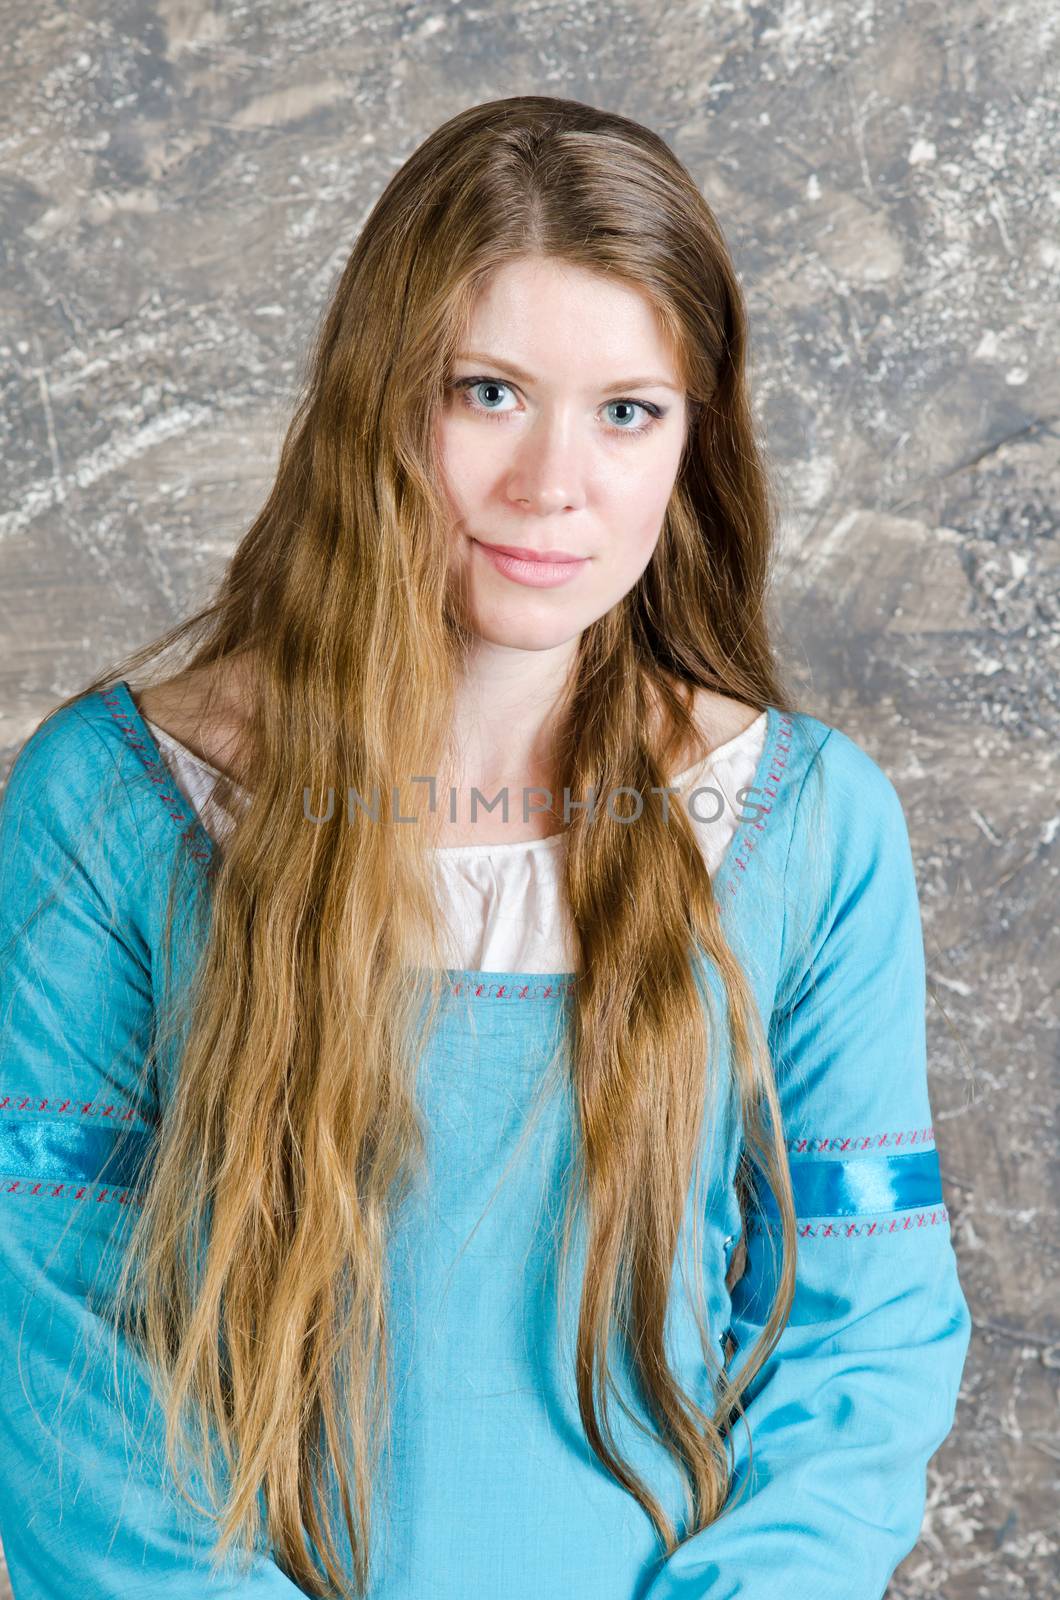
[787,1127,935,1154]
[724,711,794,899]
[99,685,212,864]
[446,976,577,1000]
[798,1206,950,1237]
[757,1205,950,1238]
[4,1177,144,1207]
[0,1094,153,1127]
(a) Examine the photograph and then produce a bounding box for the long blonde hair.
[41,95,803,1597]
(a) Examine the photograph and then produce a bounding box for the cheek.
[436,418,490,521]
[610,523,664,594]
[606,464,676,552]
[607,425,685,515]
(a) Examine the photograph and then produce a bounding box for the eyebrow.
[454,351,681,392]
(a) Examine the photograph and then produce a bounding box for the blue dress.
[0,682,971,1598]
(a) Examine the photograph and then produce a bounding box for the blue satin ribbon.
[2,1119,942,1218]
[0,1117,157,1192]
[757,1148,942,1219]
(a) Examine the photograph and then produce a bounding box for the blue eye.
[605,399,654,432]
[451,377,664,438]
[463,379,516,413]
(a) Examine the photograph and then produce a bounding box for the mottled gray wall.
[2,2,1057,1597]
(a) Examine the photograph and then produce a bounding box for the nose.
[503,412,587,515]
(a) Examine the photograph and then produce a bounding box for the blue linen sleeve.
[642,728,972,1600]
[0,708,305,1598]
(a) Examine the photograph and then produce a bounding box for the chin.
[469,610,584,652]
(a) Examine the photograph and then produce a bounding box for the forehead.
[458,258,685,384]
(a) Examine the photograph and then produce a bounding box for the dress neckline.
[131,683,768,860]
[101,680,789,988]
[421,712,769,859]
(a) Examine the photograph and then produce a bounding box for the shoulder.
[778,713,920,965]
[1,692,150,918]
[3,694,126,816]
[784,715,911,848]
[759,711,925,1012]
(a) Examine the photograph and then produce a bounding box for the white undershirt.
[144,713,768,973]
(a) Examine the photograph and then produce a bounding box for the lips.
[471,538,590,590]
[477,541,586,563]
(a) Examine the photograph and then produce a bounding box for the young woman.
[0,96,970,1599]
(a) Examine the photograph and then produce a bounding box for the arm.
[0,706,305,1598]
[643,729,972,1600]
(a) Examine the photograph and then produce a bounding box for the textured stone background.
[2,2,1057,1596]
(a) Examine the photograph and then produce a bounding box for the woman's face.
[437,256,690,652]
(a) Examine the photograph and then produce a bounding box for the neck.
[443,634,580,802]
